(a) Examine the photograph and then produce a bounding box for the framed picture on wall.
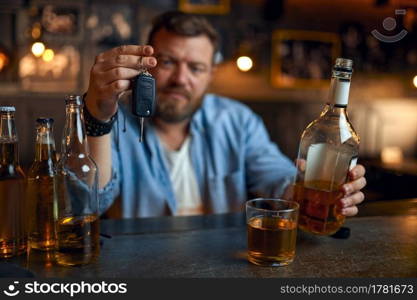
[178,0,230,14]
[271,30,341,88]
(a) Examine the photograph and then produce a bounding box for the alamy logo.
[3,281,20,297]
[371,9,408,43]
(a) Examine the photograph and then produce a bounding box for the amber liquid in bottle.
[55,214,100,266]
[293,180,345,235]
[27,118,58,251]
[0,108,27,258]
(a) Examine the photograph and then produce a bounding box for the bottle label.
[339,113,353,143]
[304,143,354,190]
[349,156,358,171]
[329,79,350,106]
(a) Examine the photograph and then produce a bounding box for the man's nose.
[171,63,189,86]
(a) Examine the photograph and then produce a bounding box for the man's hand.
[287,161,367,217]
[85,45,157,122]
[340,164,366,216]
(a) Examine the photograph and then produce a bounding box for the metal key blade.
[139,117,144,142]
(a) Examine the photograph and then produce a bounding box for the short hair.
[147,11,219,55]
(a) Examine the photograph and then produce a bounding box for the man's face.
[150,29,215,123]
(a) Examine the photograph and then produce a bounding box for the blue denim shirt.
[99,94,296,218]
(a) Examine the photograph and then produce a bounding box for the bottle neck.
[0,112,19,165]
[62,105,90,155]
[327,77,351,107]
[34,126,57,162]
[325,104,348,115]
[319,103,349,125]
[0,112,18,142]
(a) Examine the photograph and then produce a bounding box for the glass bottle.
[293,58,360,236]
[55,95,99,266]
[27,118,58,251]
[0,106,27,258]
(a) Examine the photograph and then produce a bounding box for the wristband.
[82,94,117,137]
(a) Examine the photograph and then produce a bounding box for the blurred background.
[1,0,417,202]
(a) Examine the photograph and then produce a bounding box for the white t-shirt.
[162,136,203,216]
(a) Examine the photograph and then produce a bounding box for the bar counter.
[5,199,417,278]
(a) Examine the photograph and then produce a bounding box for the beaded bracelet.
[82,94,117,137]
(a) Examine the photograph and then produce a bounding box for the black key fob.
[132,72,156,118]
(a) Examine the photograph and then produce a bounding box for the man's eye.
[190,65,206,74]
[160,59,174,67]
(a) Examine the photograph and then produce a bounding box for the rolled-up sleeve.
[244,112,296,198]
[98,132,121,215]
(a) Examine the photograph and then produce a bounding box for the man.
[84,11,366,218]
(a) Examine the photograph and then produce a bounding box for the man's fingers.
[349,164,366,181]
[295,159,306,172]
[109,79,131,92]
[86,45,154,121]
[341,205,358,217]
[93,80,131,104]
[96,45,154,62]
[98,55,157,72]
[112,55,156,69]
[102,80,131,96]
[342,176,366,195]
[98,67,141,85]
[340,191,365,208]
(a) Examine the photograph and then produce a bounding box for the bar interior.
[0,0,416,278]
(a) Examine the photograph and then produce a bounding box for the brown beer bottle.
[0,106,27,258]
[293,58,360,236]
[27,118,58,251]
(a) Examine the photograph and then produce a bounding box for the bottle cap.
[65,95,82,105]
[334,58,353,72]
[0,106,16,112]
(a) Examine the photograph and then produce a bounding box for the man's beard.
[154,85,204,123]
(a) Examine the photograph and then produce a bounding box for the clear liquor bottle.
[293,58,360,235]
[55,95,99,266]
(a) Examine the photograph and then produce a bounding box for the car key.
[131,69,156,142]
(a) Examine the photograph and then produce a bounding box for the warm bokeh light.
[381,146,403,164]
[413,75,417,88]
[31,42,45,57]
[236,56,253,72]
[42,49,54,62]
[0,52,9,71]
[31,26,41,39]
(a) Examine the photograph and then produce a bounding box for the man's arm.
[243,112,296,198]
[84,45,157,189]
[87,135,112,189]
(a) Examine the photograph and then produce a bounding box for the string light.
[413,75,417,88]
[31,42,45,57]
[31,26,41,39]
[42,49,54,62]
[0,52,9,71]
[236,56,253,72]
